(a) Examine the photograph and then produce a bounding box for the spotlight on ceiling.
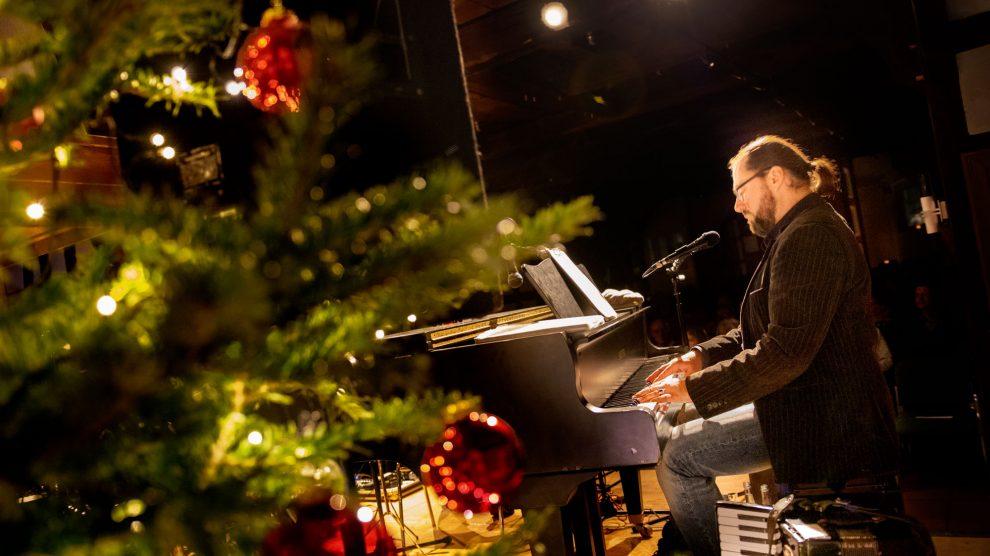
[541,2,569,30]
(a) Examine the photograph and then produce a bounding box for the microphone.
[642,231,720,278]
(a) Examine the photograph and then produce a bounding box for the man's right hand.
[646,348,703,384]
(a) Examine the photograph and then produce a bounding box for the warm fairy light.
[160,146,176,160]
[329,494,347,510]
[168,66,193,93]
[486,415,498,427]
[497,219,517,235]
[233,67,244,78]
[225,80,245,95]
[96,295,117,316]
[375,329,385,340]
[356,506,375,523]
[26,202,45,220]
[54,145,69,167]
[463,510,474,519]
[541,2,569,30]
[247,431,263,445]
[150,133,165,146]
[407,314,417,323]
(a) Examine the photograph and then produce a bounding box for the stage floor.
[368,468,990,555]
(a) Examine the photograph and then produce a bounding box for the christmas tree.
[0,2,600,554]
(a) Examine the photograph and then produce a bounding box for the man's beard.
[746,188,776,237]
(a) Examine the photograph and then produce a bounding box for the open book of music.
[474,249,616,343]
[474,314,605,343]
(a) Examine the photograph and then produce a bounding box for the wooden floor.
[366,468,990,555]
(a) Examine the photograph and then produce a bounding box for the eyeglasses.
[732,167,771,199]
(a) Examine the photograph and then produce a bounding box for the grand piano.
[385,253,682,555]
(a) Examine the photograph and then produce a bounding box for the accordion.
[716,500,782,555]
[718,498,934,556]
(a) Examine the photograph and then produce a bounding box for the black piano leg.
[566,479,607,555]
[527,479,607,556]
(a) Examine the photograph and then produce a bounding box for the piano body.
[388,302,679,555]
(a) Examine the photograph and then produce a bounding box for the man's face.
[731,160,776,237]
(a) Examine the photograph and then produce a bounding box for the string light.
[53,145,69,167]
[25,202,45,220]
[407,314,417,324]
[168,66,193,93]
[96,295,117,316]
[356,506,375,523]
[374,329,385,340]
[541,2,569,30]
[150,133,165,146]
[160,146,176,160]
[247,431,263,445]
[224,80,245,95]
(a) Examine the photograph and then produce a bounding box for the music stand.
[354,459,451,552]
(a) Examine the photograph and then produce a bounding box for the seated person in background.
[648,317,674,347]
[685,324,709,347]
[634,135,898,555]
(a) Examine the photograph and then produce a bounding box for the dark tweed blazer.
[686,194,899,484]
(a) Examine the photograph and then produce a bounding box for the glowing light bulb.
[54,145,69,167]
[356,506,375,523]
[224,80,244,95]
[96,295,117,316]
[407,314,417,324]
[247,431,263,445]
[160,146,176,160]
[26,202,45,220]
[170,66,187,83]
[330,494,347,510]
[150,133,165,146]
[233,67,244,78]
[375,329,385,340]
[541,2,569,30]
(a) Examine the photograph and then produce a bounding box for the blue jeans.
[656,403,771,556]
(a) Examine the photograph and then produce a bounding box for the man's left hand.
[633,374,692,405]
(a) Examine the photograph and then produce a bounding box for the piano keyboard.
[600,354,675,408]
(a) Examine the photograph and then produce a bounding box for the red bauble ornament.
[420,412,525,516]
[262,489,397,556]
[236,8,307,113]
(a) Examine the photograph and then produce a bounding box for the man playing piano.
[633,135,899,555]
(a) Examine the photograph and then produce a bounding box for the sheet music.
[547,248,618,320]
[474,315,605,343]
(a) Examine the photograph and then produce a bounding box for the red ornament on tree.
[262,488,397,556]
[420,412,525,516]
[236,4,307,113]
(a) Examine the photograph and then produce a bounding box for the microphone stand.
[665,257,689,348]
